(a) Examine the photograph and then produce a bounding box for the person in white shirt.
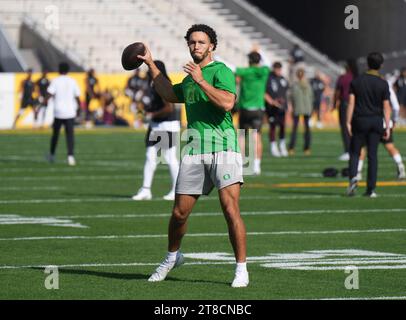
[47,62,81,166]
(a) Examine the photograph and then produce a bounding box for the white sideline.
[0,228,405,242]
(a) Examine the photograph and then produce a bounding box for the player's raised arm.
[137,45,179,103]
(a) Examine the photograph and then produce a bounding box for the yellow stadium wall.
[13,71,187,129]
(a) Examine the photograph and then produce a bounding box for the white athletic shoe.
[339,153,350,161]
[253,165,261,176]
[132,188,152,201]
[148,252,184,282]
[364,191,378,198]
[397,164,406,180]
[279,144,288,157]
[231,271,249,288]
[163,191,175,201]
[271,146,281,157]
[67,155,76,166]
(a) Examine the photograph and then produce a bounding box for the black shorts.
[381,128,394,144]
[239,109,264,131]
[145,127,177,148]
[313,100,321,111]
[266,106,286,126]
[21,98,36,109]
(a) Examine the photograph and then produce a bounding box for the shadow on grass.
[31,267,229,285]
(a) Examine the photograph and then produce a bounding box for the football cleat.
[148,252,184,282]
[132,188,152,201]
[231,271,249,288]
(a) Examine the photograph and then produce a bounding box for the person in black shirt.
[35,70,50,127]
[310,71,325,129]
[265,62,289,157]
[13,69,36,129]
[346,52,392,197]
[394,67,406,115]
[84,68,100,127]
[125,69,150,127]
[132,60,180,202]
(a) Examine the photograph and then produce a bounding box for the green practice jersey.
[235,66,270,110]
[173,61,239,155]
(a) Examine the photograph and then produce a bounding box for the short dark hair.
[59,62,70,74]
[367,52,384,70]
[248,51,261,65]
[273,62,282,69]
[184,24,217,51]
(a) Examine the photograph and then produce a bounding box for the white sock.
[271,141,277,149]
[163,146,179,194]
[357,160,364,172]
[393,154,403,165]
[166,250,178,263]
[236,262,247,274]
[142,146,158,189]
[279,139,286,148]
[254,158,261,170]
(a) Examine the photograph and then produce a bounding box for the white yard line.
[1,194,406,205]
[0,228,405,242]
[0,186,64,191]
[4,208,406,219]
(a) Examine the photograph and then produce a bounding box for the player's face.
[188,32,213,63]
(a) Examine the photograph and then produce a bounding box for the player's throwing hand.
[183,62,204,84]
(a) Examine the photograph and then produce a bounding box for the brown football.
[121,42,146,70]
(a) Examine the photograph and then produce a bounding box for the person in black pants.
[333,59,359,161]
[346,52,392,197]
[47,62,81,166]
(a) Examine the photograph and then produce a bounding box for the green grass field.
[1,128,406,300]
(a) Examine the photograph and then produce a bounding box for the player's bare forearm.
[346,94,355,136]
[383,100,391,128]
[198,80,235,112]
[137,45,179,103]
[146,62,179,103]
[265,93,281,108]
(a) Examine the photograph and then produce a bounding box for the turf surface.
[0,128,406,300]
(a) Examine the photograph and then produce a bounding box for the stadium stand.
[0,0,342,77]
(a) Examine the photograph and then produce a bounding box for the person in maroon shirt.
[332,59,359,161]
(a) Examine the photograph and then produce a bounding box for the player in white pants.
[132,60,180,201]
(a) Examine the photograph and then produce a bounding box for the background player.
[357,78,405,180]
[132,60,180,201]
[12,69,36,129]
[35,69,50,128]
[265,62,289,157]
[235,51,269,175]
[310,70,325,129]
[47,62,81,166]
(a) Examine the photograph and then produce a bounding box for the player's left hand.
[183,62,204,84]
[346,123,352,137]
